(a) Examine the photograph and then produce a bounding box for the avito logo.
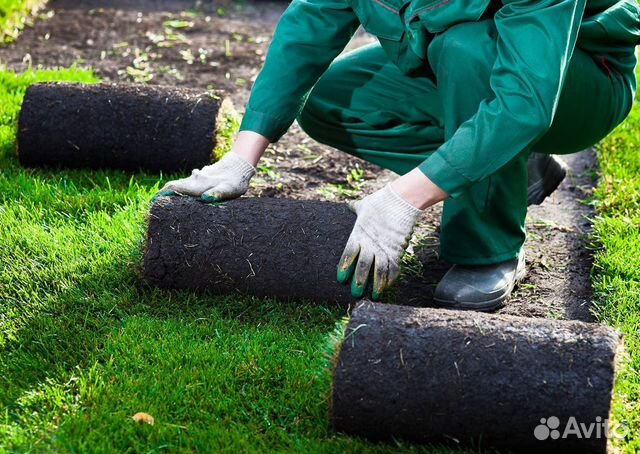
[534,416,629,441]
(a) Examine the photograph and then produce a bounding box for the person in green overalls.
[157,0,640,311]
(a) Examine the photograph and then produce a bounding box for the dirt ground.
[0,0,597,321]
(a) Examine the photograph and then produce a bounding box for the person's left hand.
[337,184,422,300]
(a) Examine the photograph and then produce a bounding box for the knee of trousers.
[296,78,351,146]
[296,96,332,143]
[427,21,497,81]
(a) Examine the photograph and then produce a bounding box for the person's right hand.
[154,151,256,203]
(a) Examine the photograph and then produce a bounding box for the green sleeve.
[239,0,360,142]
[419,0,588,197]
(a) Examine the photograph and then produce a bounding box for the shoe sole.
[434,260,528,313]
[528,157,568,206]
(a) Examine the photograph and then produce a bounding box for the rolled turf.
[330,301,623,453]
[18,82,233,172]
[143,195,358,303]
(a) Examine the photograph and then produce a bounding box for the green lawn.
[0,68,477,453]
[591,85,640,452]
[0,0,45,43]
[0,11,639,452]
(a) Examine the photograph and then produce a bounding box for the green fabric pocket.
[404,0,491,33]
[351,0,406,40]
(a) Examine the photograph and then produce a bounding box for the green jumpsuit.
[239,0,640,265]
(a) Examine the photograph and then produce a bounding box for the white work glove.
[154,152,256,202]
[337,184,422,300]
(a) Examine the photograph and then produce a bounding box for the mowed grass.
[3,63,640,454]
[0,69,476,453]
[0,0,45,43]
[592,89,640,452]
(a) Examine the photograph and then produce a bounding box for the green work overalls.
[240,0,640,265]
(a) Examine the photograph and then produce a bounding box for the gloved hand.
[337,184,422,300]
[154,152,256,202]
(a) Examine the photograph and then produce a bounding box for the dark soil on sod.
[331,302,621,453]
[18,82,229,171]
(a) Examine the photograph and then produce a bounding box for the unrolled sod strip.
[18,83,235,172]
[330,301,623,454]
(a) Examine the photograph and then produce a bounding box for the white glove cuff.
[218,151,257,180]
[383,184,423,228]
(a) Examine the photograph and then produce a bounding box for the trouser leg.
[427,21,528,264]
[534,49,635,156]
[297,43,444,176]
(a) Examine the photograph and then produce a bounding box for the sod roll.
[143,196,358,303]
[18,83,233,172]
[331,302,622,453]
